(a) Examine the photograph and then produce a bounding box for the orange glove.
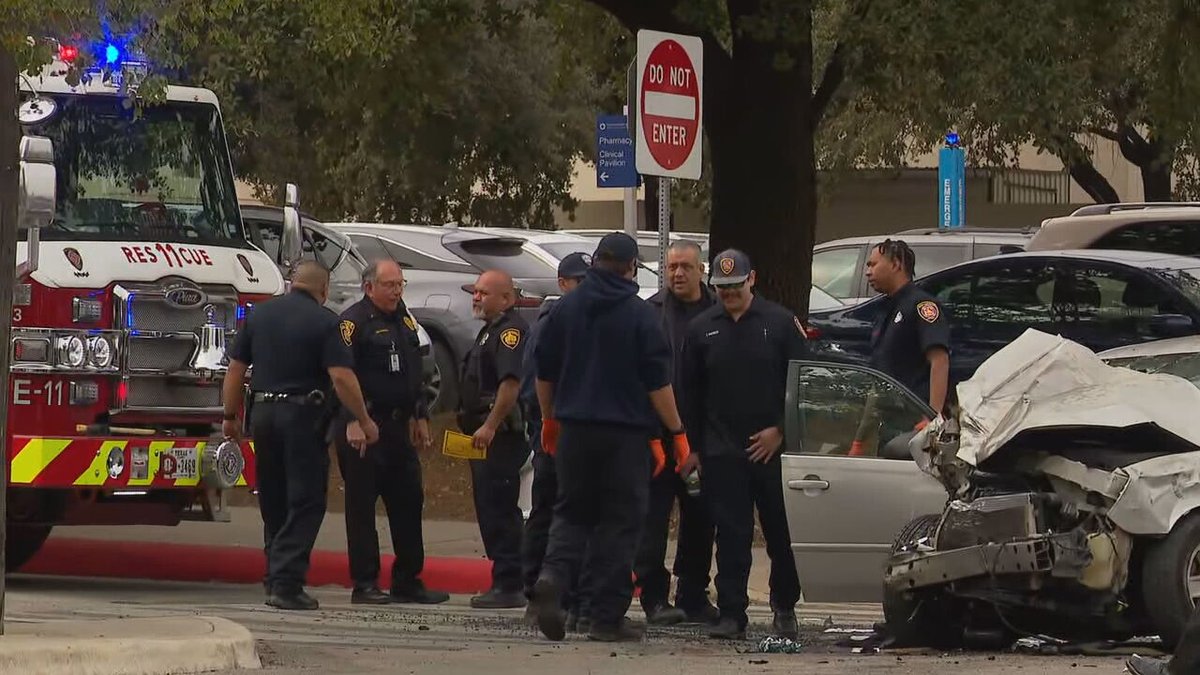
[848,440,866,456]
[649,438,666,477]
[671,431,692,473]
[914,417,930,431]
[541,419,560,457]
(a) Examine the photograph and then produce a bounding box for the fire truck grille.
[127,337,196,373]
[126,378,221,410]
[126,297,237,334]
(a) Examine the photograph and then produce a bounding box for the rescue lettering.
[121,244,214,267]
[652,123,688,147]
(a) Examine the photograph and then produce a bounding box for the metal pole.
[657,177,671,292]
[0,47,20,635]
[622,105,637,237]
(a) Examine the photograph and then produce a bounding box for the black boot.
[529,577,567,641]
[643,602,687,626]
[390,581,450,605]
[351,586,392,605]
[772,608,799,640]
[588,618,645,642]
[267,589,319,611]
[676,595,720,625]
[707,617,746,640]
[470,588,526,609]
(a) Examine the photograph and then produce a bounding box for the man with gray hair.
[334,259,449,605]
[636,239,719,626]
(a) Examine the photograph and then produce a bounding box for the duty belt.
[252,390,325,406]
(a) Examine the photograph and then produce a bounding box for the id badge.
[388,347,401,373]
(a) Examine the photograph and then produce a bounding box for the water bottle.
[684,470,702,497]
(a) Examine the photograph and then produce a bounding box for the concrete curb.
[0,615,259,674]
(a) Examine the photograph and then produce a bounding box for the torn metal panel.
[953,329,1200,467]
[1109,451,1200,534]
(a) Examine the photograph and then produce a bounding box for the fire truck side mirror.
[280,182,303,273]
[18,135,56,231]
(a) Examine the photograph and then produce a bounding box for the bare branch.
[812,0,875,127]
[1084,126,1121,142]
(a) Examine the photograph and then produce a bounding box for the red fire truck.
[8,40,301,569]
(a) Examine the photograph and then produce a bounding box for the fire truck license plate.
[160,447,198,480]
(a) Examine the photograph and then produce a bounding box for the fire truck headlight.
[86,336,114,368]
[56,335,86,368]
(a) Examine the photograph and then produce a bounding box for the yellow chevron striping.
[75,440,129,486]
[11,438,72,484]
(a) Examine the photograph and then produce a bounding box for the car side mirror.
[1150,313,1195,338]
[280,183,303,272]
[17,135,56,277]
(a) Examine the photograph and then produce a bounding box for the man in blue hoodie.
[530,232,698,644]
[519,252,592,631]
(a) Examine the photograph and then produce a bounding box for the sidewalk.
[0,616,258,674]
[33,507,883,624]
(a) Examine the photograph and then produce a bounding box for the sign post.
[938,133,966,229]
[634,29,703,290]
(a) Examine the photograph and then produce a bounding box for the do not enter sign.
[635,30,703,180]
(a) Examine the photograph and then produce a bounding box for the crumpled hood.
[954,329,1200,466]
[577,268,639,315]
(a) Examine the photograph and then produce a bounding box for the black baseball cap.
[594,232,639,264]
[557,252,591,279]
[710,248,752,285]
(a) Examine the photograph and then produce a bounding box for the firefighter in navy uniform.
[334,260,451,606]
[863,239,951,416]
[222,261,379,611]
[680,249,807,641]
[459,269,531,609]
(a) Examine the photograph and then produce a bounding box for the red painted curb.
[20,538,495,594]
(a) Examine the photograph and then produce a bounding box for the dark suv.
[806,249,1200,386]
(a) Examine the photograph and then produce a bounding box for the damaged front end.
[883,329,1200,647]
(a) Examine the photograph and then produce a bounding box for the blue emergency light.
[945,132,961,147]
[104,43,121,65]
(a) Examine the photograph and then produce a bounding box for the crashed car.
[872,329,1200,649]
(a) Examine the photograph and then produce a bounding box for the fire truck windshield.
[19,94,249,247]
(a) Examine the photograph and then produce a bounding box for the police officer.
[530,233,697,643]
[459,269,530,609]
[222,261,379,611]
[637,240,718,626]
[519,252,593,631]
[680,249,806,640]
[864,239,951,415]
[334,260,451,606]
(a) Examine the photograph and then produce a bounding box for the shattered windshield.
[1150,267,1200,309]
[1104,352,1200,388]
[19,94,247,246]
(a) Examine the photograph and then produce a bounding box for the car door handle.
[787,479,830,491]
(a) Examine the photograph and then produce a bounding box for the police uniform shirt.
[228,289,353,393]
[460,308,528,414]
[337,297,428,419]
[868,282,951,402]
[680,297,808,458]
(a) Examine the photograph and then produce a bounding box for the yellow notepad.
[442,429,486,460]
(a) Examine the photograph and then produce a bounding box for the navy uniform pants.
[540,422,650,630]
[334,415,425,593]
[251,400,329,595]
[703,454,801,629]
[469,430,528,593]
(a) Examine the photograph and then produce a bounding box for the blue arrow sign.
[596,114,639,188]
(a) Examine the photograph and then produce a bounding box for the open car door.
[781,361,948,602]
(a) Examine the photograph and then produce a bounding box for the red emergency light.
[59,45,79,63]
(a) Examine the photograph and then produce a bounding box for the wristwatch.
[222,413,238,421]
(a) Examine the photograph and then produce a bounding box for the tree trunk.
[707,12,816,317]
[1142,158,1174,201]
[1068,162,1121,203]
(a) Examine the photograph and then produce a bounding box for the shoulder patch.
[340,320,355,346]
[404,316,416,331]
[916,301,940,323]
[500,327,522,350]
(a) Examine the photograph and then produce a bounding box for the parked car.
[813,227,1035,305]
[561,228,710,273]
[1027,202,1200,255]
[239,206,438,403]
[781,329,1200,647]
[806,249,1200,386]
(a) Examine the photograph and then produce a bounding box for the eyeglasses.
[376,280,407,290]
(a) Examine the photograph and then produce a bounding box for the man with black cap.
[680,249,807,641]
[529,233,697,643]
[519,252,593,630]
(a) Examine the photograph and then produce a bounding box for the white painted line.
[643,91,696,120]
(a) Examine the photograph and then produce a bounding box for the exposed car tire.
[1141,511,1200,649]
[429,338,459,415]
[7,524,53,572]
[882,513,964,648]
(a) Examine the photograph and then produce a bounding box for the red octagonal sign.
[636,30,703,179]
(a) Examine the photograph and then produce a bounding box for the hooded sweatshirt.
[519,297,558,436]
[534,267,672,431]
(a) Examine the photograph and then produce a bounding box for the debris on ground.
[749,636,806,654]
